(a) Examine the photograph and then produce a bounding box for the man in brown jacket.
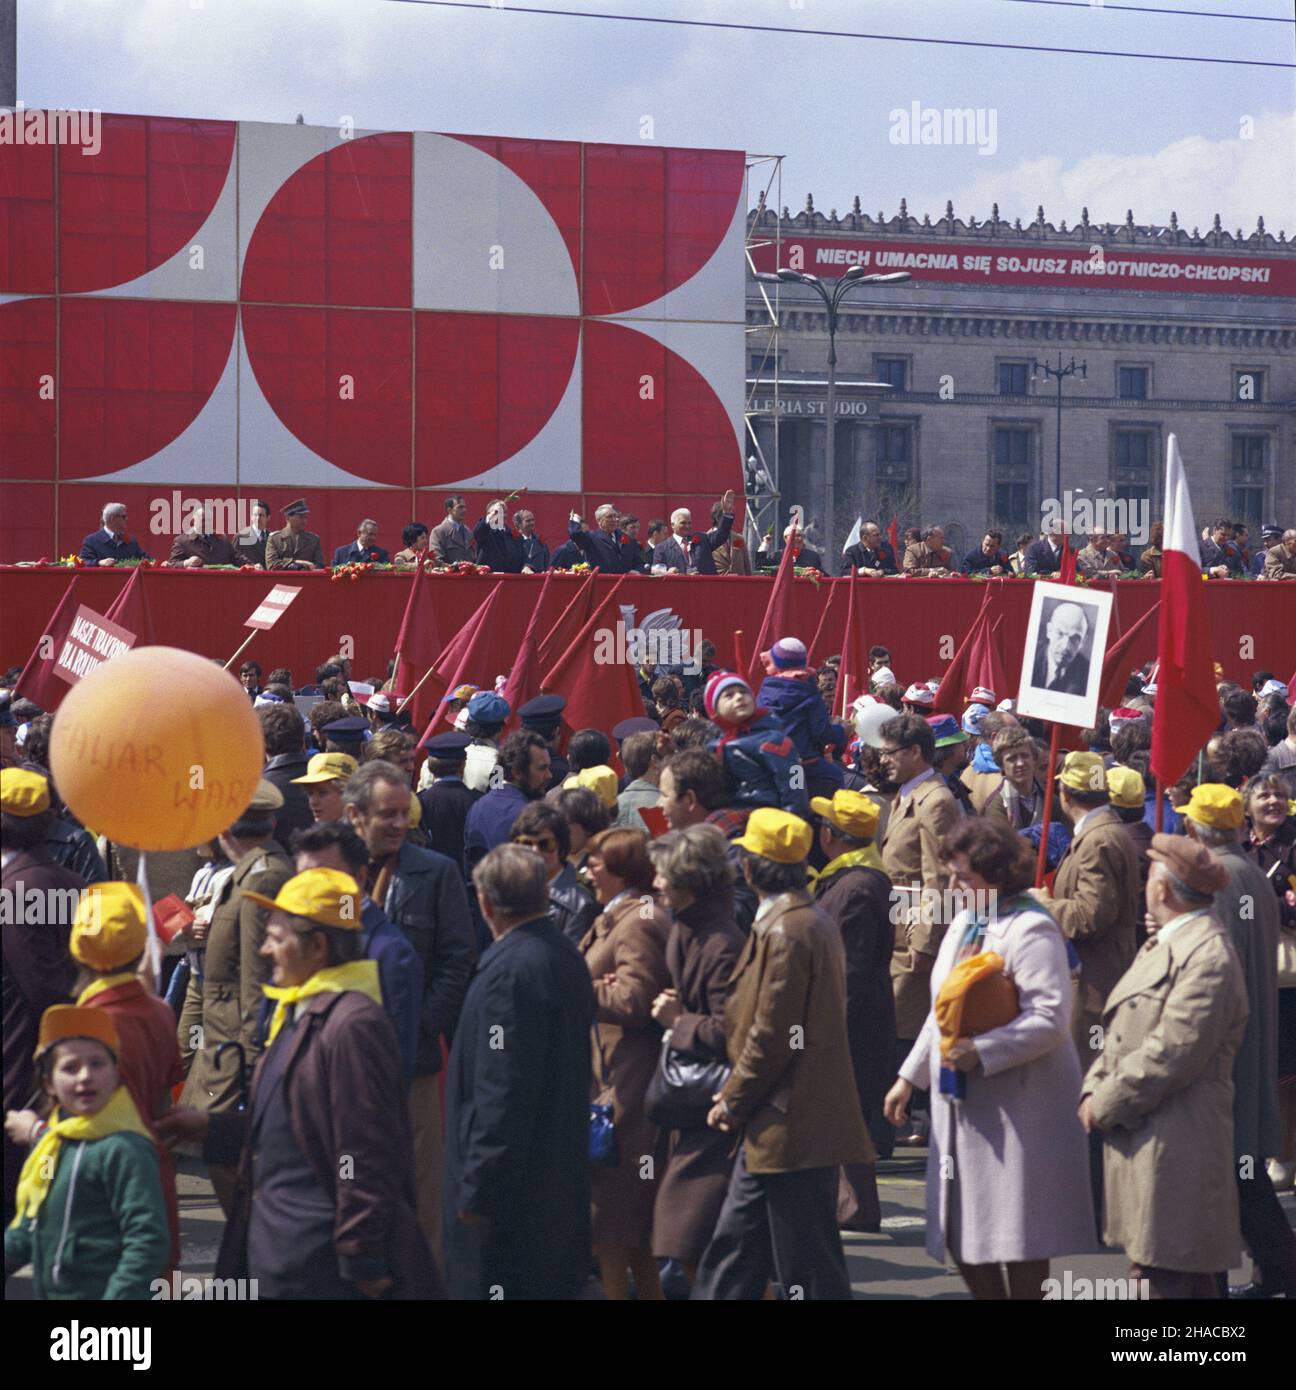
[160,868,440,1299]
[179,779,294,1213]
[1034,750,1138,1235]
[1261,528,1296,580]
[264,498,326,570]
[901,525,953,576]
[692,809,872,1300]
[878,714,959,1144]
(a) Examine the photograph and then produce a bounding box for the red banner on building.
[750,237,1295,297]
[53,605,137,686]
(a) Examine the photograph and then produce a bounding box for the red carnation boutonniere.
[732,537,745,550]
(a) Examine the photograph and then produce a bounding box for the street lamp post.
[757,267,911,560]
[1032,353,1087,505]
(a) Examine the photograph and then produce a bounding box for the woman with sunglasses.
[511,801,597,946]
[580,828,671,1300]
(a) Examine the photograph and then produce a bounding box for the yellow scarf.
[262,960,383,1045]
[810,843,886,887]
[76,971,137,1005]
[11,1086,152,1225]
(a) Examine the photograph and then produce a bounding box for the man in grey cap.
[1249,524,1282,578]
[265,498,326,571]
[180,779,295,1215]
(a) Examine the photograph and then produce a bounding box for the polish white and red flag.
[245,584,302,631]
[1150,435,1217,785]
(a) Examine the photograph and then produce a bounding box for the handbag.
[644,1033,732,1131]
[589,1023,620,1167]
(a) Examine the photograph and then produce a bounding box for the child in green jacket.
[5,1005,168,1300]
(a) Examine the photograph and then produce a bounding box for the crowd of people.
[2,627,1293,1302]
[76,499,1296,581]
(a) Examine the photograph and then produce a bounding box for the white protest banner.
[245,584,302,631]
[52,606,138,687]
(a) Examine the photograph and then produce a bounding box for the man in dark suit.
[472,501,523,573]
[514,508,550,573]
[430,496,476,566]
[841,521,897,576]
[1201,517,1244,578]
[258,703,315,853]
[166,530,238,567]
[761,521,823,572]
[233,500,271,567]
[332,518,391,566]
[960,530,1011,576]
[1023,524,1066,577]
[443,844,595,1300]
[79,503,149,565]
[1030,601,1091,695]
[567,503,632,573]
[651,490,735,574]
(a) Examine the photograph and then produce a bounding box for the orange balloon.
[50,646,265,852]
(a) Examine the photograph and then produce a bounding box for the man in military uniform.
[878,713,959,1144]
[265,498,326,570]
[179,780,294,1214]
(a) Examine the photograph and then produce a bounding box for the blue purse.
[590,1024,620,1167]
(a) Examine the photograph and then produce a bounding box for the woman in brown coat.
[581,828,671,1299]
[646,825,744,1283]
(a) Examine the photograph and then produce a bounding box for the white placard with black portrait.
[1016,582,1114,728]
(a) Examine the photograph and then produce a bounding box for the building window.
[992,427,1032,525]
[747,348,784,376]
[1230,434,1268,525]
[875,424,912,482]
[1113,430,1153,505]
[1234,369,1265,403]
[874,357,908,392]
[1117,366,1149,400]
[998,362,1030,396]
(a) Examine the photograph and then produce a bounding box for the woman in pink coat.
[884,818,1096,1298]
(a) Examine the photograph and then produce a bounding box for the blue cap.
[518,693,565,731]
[612,715,658,743]
[422,731,471,759]
[466,691,510,726]
[322,716,369,744]
[282,497,310,516]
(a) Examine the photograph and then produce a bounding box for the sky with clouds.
[16,0,1295,236]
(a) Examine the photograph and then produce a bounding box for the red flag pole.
[732,629,746,675]
[1154,776,1165,833]
[1034,722,1062,888]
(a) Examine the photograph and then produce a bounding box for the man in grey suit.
[651,490,735,574]
[430,495,476,565]
[1030,601,1091,696]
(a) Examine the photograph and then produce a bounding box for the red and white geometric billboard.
[0,114,747,561]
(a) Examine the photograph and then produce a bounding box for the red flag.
[417,585,519,739]
[837,570,867,717]
[887,516,900,558]
[1097,600,1161,710]
[806,576,846,666]
[1151,436,1217,785]
[540,575,639,738]
[103,566,155,644]
[930,586,995,717]
[500,571,554,731]
[1059,531,1078,586]
[392,561,442,730]
[536,568,600,671]
[15,574,83,712]
[747,536,798,687]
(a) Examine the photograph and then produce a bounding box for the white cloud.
[945,110,1294,238]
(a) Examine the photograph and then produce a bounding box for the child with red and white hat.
[704,673,809,818]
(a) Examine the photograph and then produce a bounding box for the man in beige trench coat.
[1080,835,1249,1299]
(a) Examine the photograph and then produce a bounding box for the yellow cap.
[810,790,880,841]
[1184,782,1244,830]
[1,767,51,817]
[409,791,422,828]
[37,1004,120,1061]
[70,882,148,971]
[734,808,813,864]
[290,752,358,786]
[1105,766,1146,810]
[565,766,619,809]
[242,867,363,930]
[1056,751,1108,794]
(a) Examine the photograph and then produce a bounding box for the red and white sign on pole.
[245,584,302,631]
[52,606,138,687]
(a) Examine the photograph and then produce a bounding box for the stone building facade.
[746,198,1296,566]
